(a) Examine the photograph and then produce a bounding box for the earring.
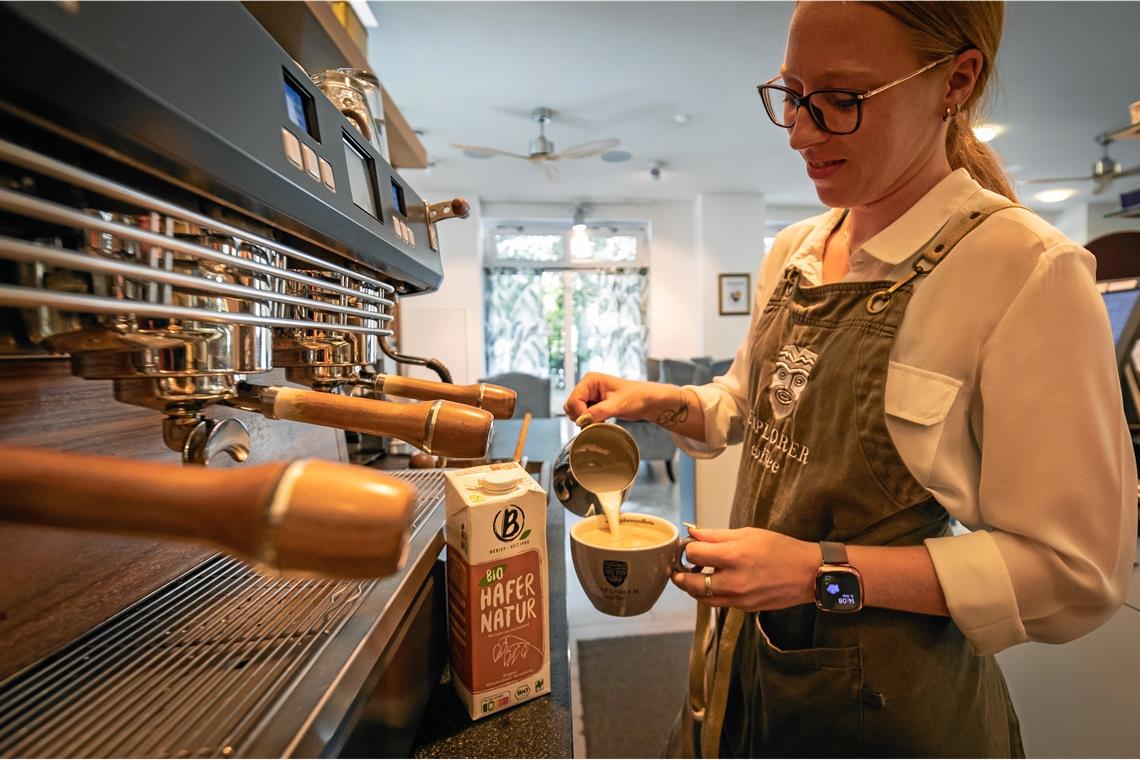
[942,104,962,122]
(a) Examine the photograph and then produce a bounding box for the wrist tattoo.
[656,390,690,428]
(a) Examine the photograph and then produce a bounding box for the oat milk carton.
[444,462,550,720]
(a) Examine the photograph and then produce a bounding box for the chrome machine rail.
[0,137,395,294]
[0,140,398,347]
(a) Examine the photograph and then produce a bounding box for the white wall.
[1053,202,1089,245]
[1048,199,1140,247]
[1087,199,1140,241]
[696,193,766,360]
[397,190,484,384]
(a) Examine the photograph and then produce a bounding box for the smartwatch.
[815,541,864,613]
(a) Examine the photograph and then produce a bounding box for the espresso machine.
[0,3,512,756]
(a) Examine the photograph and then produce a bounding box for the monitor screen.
[1094,281,1140,346]
[1103,288,1140,344]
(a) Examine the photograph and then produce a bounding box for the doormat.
[578,631,692,758]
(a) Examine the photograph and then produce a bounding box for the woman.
[565,2,1136,757]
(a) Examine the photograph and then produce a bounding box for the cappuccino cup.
[570,512,702,617]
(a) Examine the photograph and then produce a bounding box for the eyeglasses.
[757,52,958,136]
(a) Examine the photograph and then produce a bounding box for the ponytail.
[947,117,1018,200]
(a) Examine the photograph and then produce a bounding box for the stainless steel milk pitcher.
[552,422,640,517]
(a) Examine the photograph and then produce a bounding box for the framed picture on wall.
[718,273,751,315]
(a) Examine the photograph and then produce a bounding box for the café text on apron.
[669,202,1026,758]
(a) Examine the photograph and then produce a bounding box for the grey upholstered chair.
[617,420,679,482]
[710,358,734,378]
[661,358,696,385]
[645,357,662,382]
[662,359,711,387]
[478,372,551,419]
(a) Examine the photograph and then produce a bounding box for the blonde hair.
[865,1,1017,200]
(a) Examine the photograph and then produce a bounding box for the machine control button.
[301,144,320,180]
[282,128,303,170]
[318,158,335,191]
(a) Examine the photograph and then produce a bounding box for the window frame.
[483,220,651,269]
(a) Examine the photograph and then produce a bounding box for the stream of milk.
[579,471,631,538]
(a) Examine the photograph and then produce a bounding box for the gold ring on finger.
[703,573,714,598]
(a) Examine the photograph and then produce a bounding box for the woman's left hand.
[672,526,818,610]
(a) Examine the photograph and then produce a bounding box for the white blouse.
[675,169,1137,656]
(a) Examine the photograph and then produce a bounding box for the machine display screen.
[343,134,379,219]
[283,73,317,140]
[390,179,407,217]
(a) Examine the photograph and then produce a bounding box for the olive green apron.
[667,202,1026,758]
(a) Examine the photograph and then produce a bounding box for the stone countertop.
[411,465,573,759]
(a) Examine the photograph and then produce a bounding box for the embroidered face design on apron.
[667,203,1026,759]
[768,345,818,420]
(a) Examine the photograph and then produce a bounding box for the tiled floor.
[565,463,696,759]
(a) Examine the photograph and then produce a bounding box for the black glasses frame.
[757,51,961,136]
[757,84,865,135]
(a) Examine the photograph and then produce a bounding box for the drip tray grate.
[0,468,447,759]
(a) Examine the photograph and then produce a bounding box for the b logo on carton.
[493,505,525,542]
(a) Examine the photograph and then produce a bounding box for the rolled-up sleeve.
[924,243,1137,655]
[673,341,751,458]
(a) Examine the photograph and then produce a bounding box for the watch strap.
[820,540,848,565]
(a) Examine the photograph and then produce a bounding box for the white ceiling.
[368,1,1140,212]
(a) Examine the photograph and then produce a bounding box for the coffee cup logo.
[602,559,629,588]
[769,344,818,420]
[493,505,525,542]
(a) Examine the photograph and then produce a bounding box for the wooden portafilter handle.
[0,446,416,579]
[368,374,517,419]
[427,197,471,223]
[237,385,493,460]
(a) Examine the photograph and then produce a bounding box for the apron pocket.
[752,615,865,757]
[883,361,962,484]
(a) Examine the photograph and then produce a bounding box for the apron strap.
[866,201,1024,314]
[700,608,746,759]
[688,602,712,722]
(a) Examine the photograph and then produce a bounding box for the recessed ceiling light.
[601,150,632,163]
[673,113,691,124]
[1033,188,1076,204]
[973,123,1002,143]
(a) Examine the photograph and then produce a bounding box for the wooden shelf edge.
[1104,206,1140,219]
[381,86,428,169]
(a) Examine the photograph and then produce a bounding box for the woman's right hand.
[563,372,654,426]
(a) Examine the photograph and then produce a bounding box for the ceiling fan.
[1023,136,1140,194]
[450,107,620,181]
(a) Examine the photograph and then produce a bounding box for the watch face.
[816,570,861,611]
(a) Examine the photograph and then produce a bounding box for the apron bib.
[667,202,1025,758]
